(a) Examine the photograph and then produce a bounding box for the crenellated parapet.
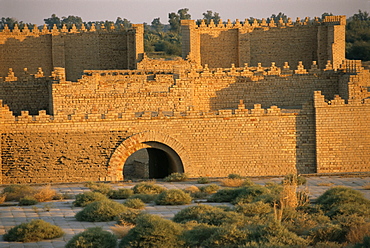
[314,91,370,108]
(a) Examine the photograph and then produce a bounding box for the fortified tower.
[182,16,346,69]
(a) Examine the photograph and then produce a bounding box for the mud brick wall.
[0,24,144,81]
[182,16,346,70]
[314,92,370,173]
[0,78,52,115]
[0,105,314,184]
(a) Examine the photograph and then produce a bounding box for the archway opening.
[123,141,184,180]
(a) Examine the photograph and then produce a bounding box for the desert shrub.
[333,214,370,244]
[110,224,134,239]
[228,174,244,179]
[163,172,188,182]
[132,182,166,194]
[0,193,6,204]
[308,223,344,245]
[208,188,243,203]
[205,224,250,247]
[221,178,247,187]
[182,223,218,247]
[233,184,270,204]
[199,184,220,194]
[184,185,200,193]
[2,184,36,201]
[119,213,184,248]
[316,186,370,216]
[173,204,244,226]
[235,201,272,217]
[282,174,307,185]
[116,209,142,225]
[52,192,74,200]
[73,191,108,207]
[345,222,370,244]
[197,177,210,184]
[355,236,370,248]
[33,185,56,202]
[65,227,117,248]
[128,194,157,203]
[75,199,128,222]
[246,221,308,247]
[123,198,145,209]
[84,181,112,195]
[155,189,192,205]
[109,188,133,199]
[3,219,64,242]
[313,241,343,248]
[19,196,38,206]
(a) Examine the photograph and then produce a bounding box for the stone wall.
[314,91,370,173]
[0,24,144,81]
[182,16,346,69]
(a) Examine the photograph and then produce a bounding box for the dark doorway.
[123,142,184,180]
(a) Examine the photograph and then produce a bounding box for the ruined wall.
[182,16,346,69]
[0,102,314,184]
[0,24,144,81]
[314,91,370,173]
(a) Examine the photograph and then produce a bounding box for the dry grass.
[184,185,200,193]
[0,194,6,204]
[33,185,56,202]
[281,181,298,209]
[220,178,245,187]
[362,183,370,190]
[110,224,134,239]
[346,222,370,244]
[317,182,334,187]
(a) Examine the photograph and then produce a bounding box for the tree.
[353,10,369,21]
[269,12,288,23]
[115,17,131,29]
[202,10,221,25]
[169,8,191,33]
[61,15,83,28]
[321,12,333,21]
[151,18,163,33]
[44,14,61,29]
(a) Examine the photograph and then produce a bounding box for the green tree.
[61,15,83,28]
[269,12,288,23]
[115,17,131,29]
[169,8,191,33]
[151,18,163,33]
[346,10,370,60]
[202,10,221,25]
[44,14,61,29]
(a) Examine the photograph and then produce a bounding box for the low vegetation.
[163,172,188,182]
[109,188,134,199]
[84,181,112,195]
[123,198,146,209]
[75,199,129,222]
[65,227,117,248]
[155,189,192,205]
[4,219,64,242]
[73,191,108,207]
[132,182,166,194]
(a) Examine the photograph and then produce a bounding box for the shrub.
[355,236,370,248]
[119,213,184,248]
[221,178,247,187]
[282,174,307,185]
[228,174,244,179]
[316,186,370,216]
[184,185,200,193]
[204,224,249,247]
[109,188,133,199]
[235,201,272,217]
[2,184,36,201]
[52,192,74,200]
[155,189,192,205]
[3,219,64,242]
[65,227,117,248]
[197,177,210,184]
[84,182,112,195]
[308,223,344,245]
[116,209,142,225]
[132,182,166,194]
[199,184,220,194]
[123,198,146,209]
[33,185,56,202]
[163,172,188,182]
[246,221,308,247]
[182,223,218,247]
[208,188,243,202]
[128,194,157,203]
[0,193,6,204]
[73,191,108,207]
[19,196,38,206]
[314,241,343,248]
[75,200,129,222]
[173,204,244,226]
[233,184,271,204]
[346,222,370,244]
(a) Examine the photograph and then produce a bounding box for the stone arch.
[107,131,189,181]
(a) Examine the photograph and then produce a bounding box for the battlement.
[314,91,370,107]
[0,23,142,36]
[181,15,346,31]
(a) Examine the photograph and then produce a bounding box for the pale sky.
[1,0,369,25]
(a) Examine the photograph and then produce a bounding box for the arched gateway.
[107,131,188,181]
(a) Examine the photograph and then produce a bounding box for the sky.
[1,0,369,25]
